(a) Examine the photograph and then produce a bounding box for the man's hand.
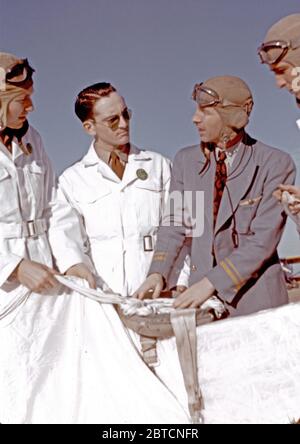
[15,259,58,293]
[133,273,164,300]
[65,263,96,289]
[173,277,215,309]
[274,184,300,215]
[169,285,187,297]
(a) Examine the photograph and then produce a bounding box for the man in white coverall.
[0,52,95,294]
[49,82,190,296]
[0,59,189,424]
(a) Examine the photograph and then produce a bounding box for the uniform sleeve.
[48,173,95,274]
[0,255,23,287]
[148,150,188,281]
[206,153,296,302]
[159,156,191,288]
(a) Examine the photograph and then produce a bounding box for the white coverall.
[49,143,190,295]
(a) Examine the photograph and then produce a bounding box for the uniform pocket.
[235,205,254,234]
[73,187,115,238]
[24,162,46,211]
[235,198,261,234]
[0,167,19,218]
[134,180,163,228]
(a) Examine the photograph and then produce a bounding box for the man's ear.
[243,98,254,116]
[83,119,96,136]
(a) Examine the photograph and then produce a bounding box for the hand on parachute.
[173,277,215,309]
[15,259,58,293]
[133,273,165,300]
[65,263,97,289]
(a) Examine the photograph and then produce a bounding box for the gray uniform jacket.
[148,136,296,316]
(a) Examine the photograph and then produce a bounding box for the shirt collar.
[216,139,241,158]
[82,142,151,167]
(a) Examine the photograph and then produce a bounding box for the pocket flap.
[73,187,112,203]
[134,178,162,192]
[239,195,262,207]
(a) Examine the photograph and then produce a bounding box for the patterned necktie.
[213,150,227,226]
[110,151,125,180]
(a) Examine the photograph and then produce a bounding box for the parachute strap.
[170,309,204,424]
[140,336,158,367]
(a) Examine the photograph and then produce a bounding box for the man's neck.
[0,121,29,152]
[94,140,115,156]
[94,140,130,164]
[218,130,244,150]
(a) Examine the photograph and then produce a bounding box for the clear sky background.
[1,0,300,256]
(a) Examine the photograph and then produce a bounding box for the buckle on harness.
[27,220,37,237]
[24,219,46,237]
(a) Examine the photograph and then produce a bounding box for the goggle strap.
[290,35,300,50]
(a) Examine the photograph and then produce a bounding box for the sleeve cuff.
[206,258,245,303]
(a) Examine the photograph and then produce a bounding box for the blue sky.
[1,0,300,255]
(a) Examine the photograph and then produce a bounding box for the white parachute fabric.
[0,279,189,424]
[155,302,300,424]
[56,277,300,424]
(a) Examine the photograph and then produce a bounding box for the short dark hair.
[74,82,116,122]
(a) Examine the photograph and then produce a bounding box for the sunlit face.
[84,92,130,150]
[193,104,224,144]
[270,61,300,106]
[6,87,34,128]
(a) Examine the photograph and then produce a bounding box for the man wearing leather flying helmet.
[0,52,94,295]
[258,14,300,108]
[135,76,295,317]
[258,14,300,228]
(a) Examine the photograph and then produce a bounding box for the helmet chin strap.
[217,129,244,149]
[0,120,29,150]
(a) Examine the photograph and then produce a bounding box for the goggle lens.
[192,83,220,107]
[5,59,34,87]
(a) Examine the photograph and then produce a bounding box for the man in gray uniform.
[134,75,295,317]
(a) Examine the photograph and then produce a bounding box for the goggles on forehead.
[192,83,239,108]
[4,59,34,88]
[258,36,300,65]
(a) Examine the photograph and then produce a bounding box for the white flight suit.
[0,126,55,301]
[49,143,190,296]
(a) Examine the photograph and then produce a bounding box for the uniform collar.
[82,142,152,167]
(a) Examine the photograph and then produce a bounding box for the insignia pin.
[136,168,148,181]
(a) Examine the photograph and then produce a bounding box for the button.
[136,169,148,180]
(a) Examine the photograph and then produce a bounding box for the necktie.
[213,150,227,226]
[110,151,125,180]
